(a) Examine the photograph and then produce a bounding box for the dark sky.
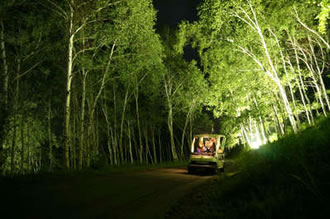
[153,0,201,62]
[153,0,200,29]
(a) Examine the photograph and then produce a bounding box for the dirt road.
[0,167,215,219]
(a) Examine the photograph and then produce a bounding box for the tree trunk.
[189,114,193,149]
[72,109,77,169]
[237,3,298,133]
[181,101,195,159]
[151,126,157,164]
[20,115,25,173]
[168,105,178,161]
[86,97,93,168]
[79,69,87,169]
[308,36,330,111]
[287,55,312,125]
[0,19,9,169]
[241,123,251,146]
[271,30,301,127]
[311,73,327,117]
[11,59,21,174]
[102,102,113,165]
[144,127,153,164]
[273,71,297,134]
[259,116,267,143]
[180,113,189,160]
[131,124,139,164]
[27,120,31,172]
[291,35,317,123]
[119,87,129,164]
[272,104,284,136]
[274,92,287,133]
[164,75,178,161]
[127,120,134,164]
[0,20,8,105]
[86,42,116,166]
[112,84,118,165]
[240,126,247,146]
[48,98,53,170]
[110,126,118,165]
[78,29,88,169]
[253,96,268,142]
[295,11,330,49]
[64,2,75,168]
[158,129,162,163]
[298,44,327,117]
[134,90,143,164]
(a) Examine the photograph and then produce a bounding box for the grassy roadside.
[167,118,330,219]
[0,160,188,184]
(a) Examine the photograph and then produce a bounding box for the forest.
[0,0,329,175]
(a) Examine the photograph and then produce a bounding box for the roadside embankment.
[167,118,330,219]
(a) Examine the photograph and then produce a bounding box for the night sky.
[153,0,201,61]
[153,0,200,29]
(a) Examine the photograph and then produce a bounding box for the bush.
[168,118,330,219]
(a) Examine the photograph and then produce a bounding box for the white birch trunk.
[152,127,157,164]
[134,89,143,164]
[79,69,87,168]
[308,36,330,111]
[119,87,129,163]
[235,2,298,133]
[180,100,195,159]
[164,75,178,161]
[0,20,8,105]
[127,120,134,164]
[272,104,284,136]
[64,2,75,168]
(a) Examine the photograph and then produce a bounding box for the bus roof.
[193,134,225,138]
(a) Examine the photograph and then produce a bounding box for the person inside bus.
[197,140,207,154]
[206,140,216,154]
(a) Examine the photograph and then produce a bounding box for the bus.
[188,134,226,174]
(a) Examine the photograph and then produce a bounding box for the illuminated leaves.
[316,0,329,34]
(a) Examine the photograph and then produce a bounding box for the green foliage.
[177,0,329,149]
[168,118,330,219]
[161,26,207,119]
[0,0,329,174]
[2,113,57,175]
[316,0,329,34]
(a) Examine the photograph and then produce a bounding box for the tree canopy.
[0,0,328,174]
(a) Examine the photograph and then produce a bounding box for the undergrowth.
[167,118,330,219]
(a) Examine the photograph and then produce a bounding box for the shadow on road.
[1,166,216,219]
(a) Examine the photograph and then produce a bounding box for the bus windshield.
[192,136,217,156]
